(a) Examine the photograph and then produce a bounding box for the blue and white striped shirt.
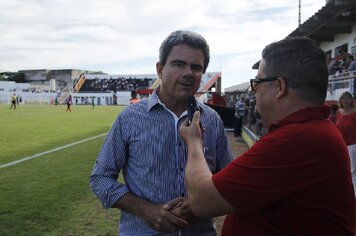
[89,90,233,236]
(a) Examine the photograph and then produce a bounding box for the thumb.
[192,111,201,125]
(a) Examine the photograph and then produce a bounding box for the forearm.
[185,139,235,217]
[181,111,235,217]
[185,141,212,214]
[113,192,152,218]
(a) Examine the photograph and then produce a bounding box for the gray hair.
[159,30,210,73]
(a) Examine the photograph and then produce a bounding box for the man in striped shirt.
[89,30,233,235]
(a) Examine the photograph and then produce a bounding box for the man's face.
[254,59,275,128]
[156,44,205,103]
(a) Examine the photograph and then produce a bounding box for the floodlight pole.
[298,0,301,26]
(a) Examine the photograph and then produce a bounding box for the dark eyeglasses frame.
[250,76,297,92]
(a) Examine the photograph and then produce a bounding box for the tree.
[0,72,25,83]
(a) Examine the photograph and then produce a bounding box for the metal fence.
[326,71,356,103]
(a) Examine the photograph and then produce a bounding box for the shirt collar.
[147,88,161,112]
[270,105,331,131]
[147,87,203,115]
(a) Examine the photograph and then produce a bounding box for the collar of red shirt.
[269,105,331,131]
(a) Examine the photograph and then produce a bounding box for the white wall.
[320,25,356,57]
[0,91,57,104]
[116,91,131,106]
[0,81,31,91]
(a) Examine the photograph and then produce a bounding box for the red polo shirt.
[336,111,356,145]
[212,106,355,236]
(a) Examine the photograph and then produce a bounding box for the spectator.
[233,94,245,139]
[335,91,356,192]
[89,30,233,235]
[247,95,256,127]
[327,54,339,75]
[129,90,140,104]
[339,54,349,72]
[347,54,356,72]
[179,37,355,235]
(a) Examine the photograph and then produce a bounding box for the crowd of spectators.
[226,92,266,137]
[327,51,356,76]
[80,77,156,92]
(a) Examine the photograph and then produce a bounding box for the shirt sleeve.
[89,115,129,209]
[212,130,331,214]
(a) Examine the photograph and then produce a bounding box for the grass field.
[0,104,124,235]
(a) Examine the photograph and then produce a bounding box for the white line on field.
[0,133,107,169]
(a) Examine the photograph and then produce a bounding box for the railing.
[326,70,356,103]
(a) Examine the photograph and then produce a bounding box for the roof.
[224,81,250,92]
[252,0,356,69]
[198,72,221,92]
[288,0,356,42]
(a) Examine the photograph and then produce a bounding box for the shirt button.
[179,142,182,146]
[180,167,184,171]
[181,192,185,197]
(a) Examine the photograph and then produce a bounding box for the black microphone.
[187,96,199,125]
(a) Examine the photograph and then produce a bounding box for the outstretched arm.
[179,111,235,217]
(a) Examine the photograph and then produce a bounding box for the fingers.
[182,111,201,127]
[179,111,203,147]
[143,202,189,232]
[182,117,190,127]
[163,197,185,210]
[165,211,189,228]
[170,200,197,223]
[170,200,189,216]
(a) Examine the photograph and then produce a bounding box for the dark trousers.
[234,116,243,136]
[10,101,16,109]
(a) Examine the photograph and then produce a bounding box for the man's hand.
[179,111,203,148]
[163,197,197,223]
[114,193,189,233]
[140,201,189,233]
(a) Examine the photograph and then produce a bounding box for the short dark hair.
[338,91,355,109]
[262,37,328,104]
[131,90,137,97]
[159,30,210,73]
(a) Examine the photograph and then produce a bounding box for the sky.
[0,0,326,90]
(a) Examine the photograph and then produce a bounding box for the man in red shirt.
[179,37,355,235]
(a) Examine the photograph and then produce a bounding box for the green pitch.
[0,104,124,235]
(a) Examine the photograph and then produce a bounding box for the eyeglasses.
[250,76,297,92]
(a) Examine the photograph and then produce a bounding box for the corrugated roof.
[288,0,356,43]
[224,81,250,92]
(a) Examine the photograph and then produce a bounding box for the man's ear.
[276,77,287,98]
[156,62,163,79]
